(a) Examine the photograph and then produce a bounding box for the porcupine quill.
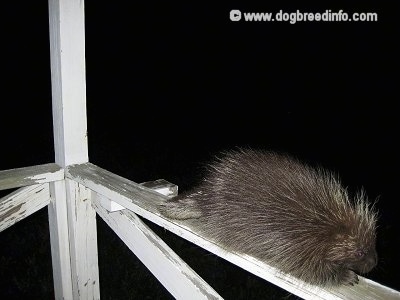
[158,148,378,286]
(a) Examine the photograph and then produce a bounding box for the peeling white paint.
[0,164,64,191]
[0,184,50,232]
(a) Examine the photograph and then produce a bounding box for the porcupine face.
[342,234,377,274]
[327,219,378,275]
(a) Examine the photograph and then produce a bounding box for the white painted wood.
[98,196,125,212]
[65,179,100,299]
[0,184,50,232]
[140,179,179,198]
[92,193,222,300]
[48,0,99,298]
[48,180,73,300]
[67,162,400,300]
[66,163,168,214]
[101,179,178,212]
[0,163,63,191]
[49,0,88,167]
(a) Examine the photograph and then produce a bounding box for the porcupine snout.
[356,249,378,273]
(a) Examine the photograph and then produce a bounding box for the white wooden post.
[48,180,74,299]
[65,179,99,298]
[48,0,99,299]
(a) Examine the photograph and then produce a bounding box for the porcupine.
[158,148,378,286]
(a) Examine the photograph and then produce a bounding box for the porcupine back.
[159,148,378,286]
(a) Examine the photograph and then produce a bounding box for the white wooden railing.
[1,0,399,299]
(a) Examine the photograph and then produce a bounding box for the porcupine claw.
[342,270,359,286]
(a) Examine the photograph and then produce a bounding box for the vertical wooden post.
[48,0,100,299]
[48,180,73,299]
[65,179,99,298]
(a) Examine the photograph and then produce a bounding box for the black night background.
[1,1,398,299]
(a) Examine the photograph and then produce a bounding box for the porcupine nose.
[363,250,378,273]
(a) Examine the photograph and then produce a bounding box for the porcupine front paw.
[341,270,359,286]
